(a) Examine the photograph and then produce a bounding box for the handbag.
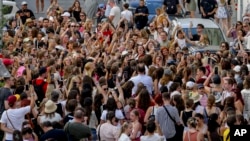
[148,106,155,121]
[163,106,184,141]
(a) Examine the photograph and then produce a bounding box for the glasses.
[243,25,248,27]
[221,45,225,48]
[71,25,75,27]
[103,88,108,91]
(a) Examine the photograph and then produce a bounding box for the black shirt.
[200,0,218,14]
[16,9,35,24]
[0,87,12,117]
[40,129,68,141]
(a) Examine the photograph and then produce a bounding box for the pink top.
[183,131,199,141]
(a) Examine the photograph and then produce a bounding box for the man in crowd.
[134,0,149,30]
[108,0,121,27]
[16,1,35,24]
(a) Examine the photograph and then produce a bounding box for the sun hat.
[189,92,202,103]
[44,100,57,113]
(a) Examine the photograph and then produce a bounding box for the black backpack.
[33,79,46,107]
[164,0,177,14]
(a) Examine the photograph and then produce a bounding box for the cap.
[39,67,47,75]
[164,68,173,76]
[8,95,17,105]
[14,94,21,101]
[38,17,44,21]
[2,58,14,66]
[21,1,27,5]
[121,50,128,56]
[233,65,241,73]
[197,84,204,89]
[186,81,195,88]
[61,12,70,17]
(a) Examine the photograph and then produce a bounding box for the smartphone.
[25,85,29,91]
[112,74,117,82]
[123,71,128,79]
[214,67,218,74]
[208,57,211,64]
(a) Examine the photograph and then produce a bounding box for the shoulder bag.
[163,106,184,141]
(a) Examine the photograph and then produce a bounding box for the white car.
[3,0,19,20]
[169,18,227,54]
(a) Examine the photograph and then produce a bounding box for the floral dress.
[216,0,228,19]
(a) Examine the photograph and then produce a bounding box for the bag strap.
[151,106,154,115]
[6,111,16,130]
[187,130,191,141]
[204,108,209,118]
[163,105,176,124]
[98,124,102,141]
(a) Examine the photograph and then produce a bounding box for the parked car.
[3,0,19,20]
[169,18,227,54]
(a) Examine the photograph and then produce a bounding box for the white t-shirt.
[100,109,125,121]
[109,6,121,27]
[0,106,31,140]
[121,10,133,23]
[39,113,62,124]
[140,133,166,141]
[118,133,131,141]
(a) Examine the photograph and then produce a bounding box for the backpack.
[33,79,46,107]
[164,0,177,14]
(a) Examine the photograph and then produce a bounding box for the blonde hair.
[119,122,131,138]
[84,62,95,77]
[67,75,81,93]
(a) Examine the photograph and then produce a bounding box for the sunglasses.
[71,25,75,27]
[103,88,108,91]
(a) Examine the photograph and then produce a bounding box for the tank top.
[182,110,193,127]
[223,128,230,141]
[183,130,199,141]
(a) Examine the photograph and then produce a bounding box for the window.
[3,5,13,15]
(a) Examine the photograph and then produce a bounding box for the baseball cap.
[197,84,204,89]
[61,12,70,17]
[233,65,241,73]
[21,1,27,5]
[8,95,17,106]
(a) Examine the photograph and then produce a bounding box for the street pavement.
[15,0,110,19]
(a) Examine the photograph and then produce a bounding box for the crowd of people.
[1,0,250,141]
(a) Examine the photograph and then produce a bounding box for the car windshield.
[182,28,225,46]
[145,1,162,14]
